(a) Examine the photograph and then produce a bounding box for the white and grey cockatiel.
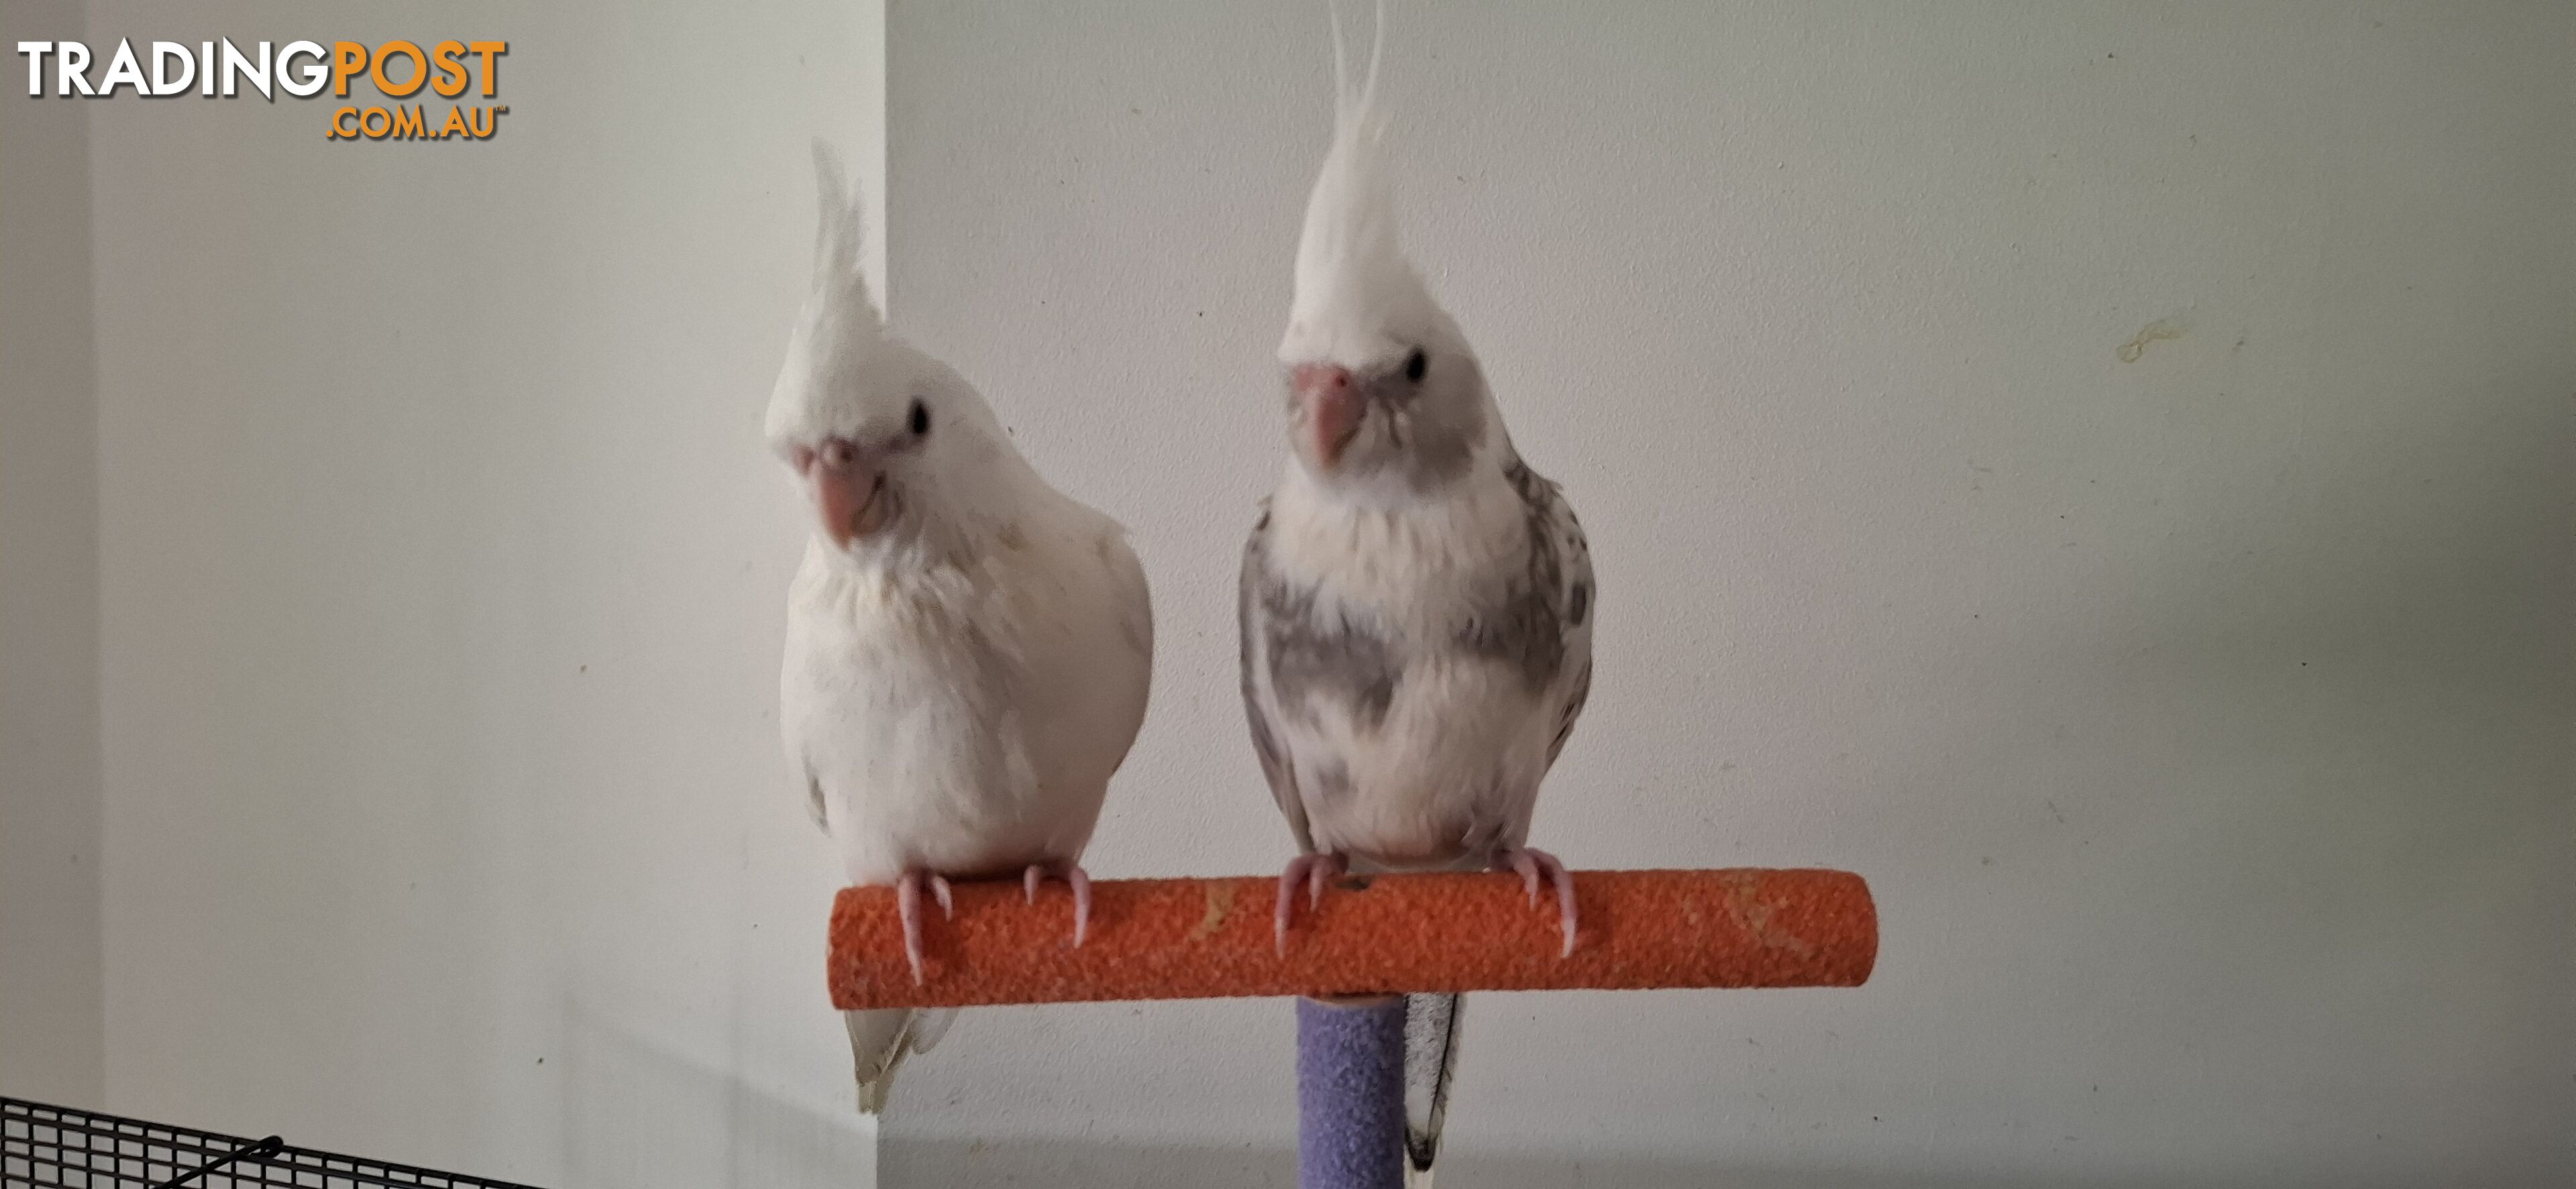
[1238,10,1594,1184]
[769,143,1155,1114]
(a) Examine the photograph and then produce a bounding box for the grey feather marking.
[1240,504,1316,854]
[1404,992,1463,1177]
[1246,512,1403,729]
[1383,355,1486,491]
[1267,589,1399,727]
[1539,457,1595,768]
[802,767,829,832]
[1313,758,1356,811]
[1550,657,1591,765]
[1454,454,1580,691]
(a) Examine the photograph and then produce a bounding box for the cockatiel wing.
[842,1007,957,1116]
[1517,457,1595,774]
[1238,499,1317,856]
[1096,524,1157,767]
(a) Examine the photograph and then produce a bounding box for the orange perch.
[828,868,1876,1011]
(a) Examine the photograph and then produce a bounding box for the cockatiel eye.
[1403,349,1428,382]
[908,398,931,437]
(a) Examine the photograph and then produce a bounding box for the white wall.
[79,1,885,1184]
[1,0,107,1109]
[882,2,2573,1186]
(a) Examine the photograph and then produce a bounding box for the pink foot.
[1022,862,1095,947]
[1495,847,1578,957]
[895,870,955,984]
[1275,852,1346,955]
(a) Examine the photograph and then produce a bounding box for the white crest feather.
[765,140,890,451]
[1282,0,1435,367]
[807,139,881,324]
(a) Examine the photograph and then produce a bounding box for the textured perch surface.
[828,868,1876,1010]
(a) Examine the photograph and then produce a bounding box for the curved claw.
[1275,852,1345,956]
[896,872,928,985]
[895,869,959,985]
[1274,862,1302,956]
[1499,847,1580,958]
[1065,864,1092,948]
[1022,862,1094,948]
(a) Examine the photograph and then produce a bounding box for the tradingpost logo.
[15,38,510,141]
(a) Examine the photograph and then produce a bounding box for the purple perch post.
[1295,996,1407,1189]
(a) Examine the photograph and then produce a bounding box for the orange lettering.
[372,40,427,98]
[465,41,504,97]
[431,41,467,98]
[331,41,366,97]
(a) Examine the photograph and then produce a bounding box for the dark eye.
[1403,349,1428,382]
[908,399,931,437]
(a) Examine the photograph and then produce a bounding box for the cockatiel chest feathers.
[1260,455,1532,646]
[1242,447,1591,868]
[784,502,1144,885]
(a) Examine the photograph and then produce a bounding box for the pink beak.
[799,438,888,548]
[1293,363,1360,471]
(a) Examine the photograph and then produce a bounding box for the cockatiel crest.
[1279,4,1448,372]
[765,142,890,451]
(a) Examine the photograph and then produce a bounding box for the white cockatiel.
[770,144,1155,1113]
[1238,10,1593,1184]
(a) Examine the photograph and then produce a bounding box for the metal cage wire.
[3,1098,545,1189]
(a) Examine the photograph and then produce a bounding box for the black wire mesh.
[3,1098,546,1189]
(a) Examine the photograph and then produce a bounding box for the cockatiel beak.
[798,437,892,548]
[1292,363,1362,471]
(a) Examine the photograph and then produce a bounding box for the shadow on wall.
[0,0,105,1106]
[551,1008,875,1189]
[887,1139,2195,1189]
